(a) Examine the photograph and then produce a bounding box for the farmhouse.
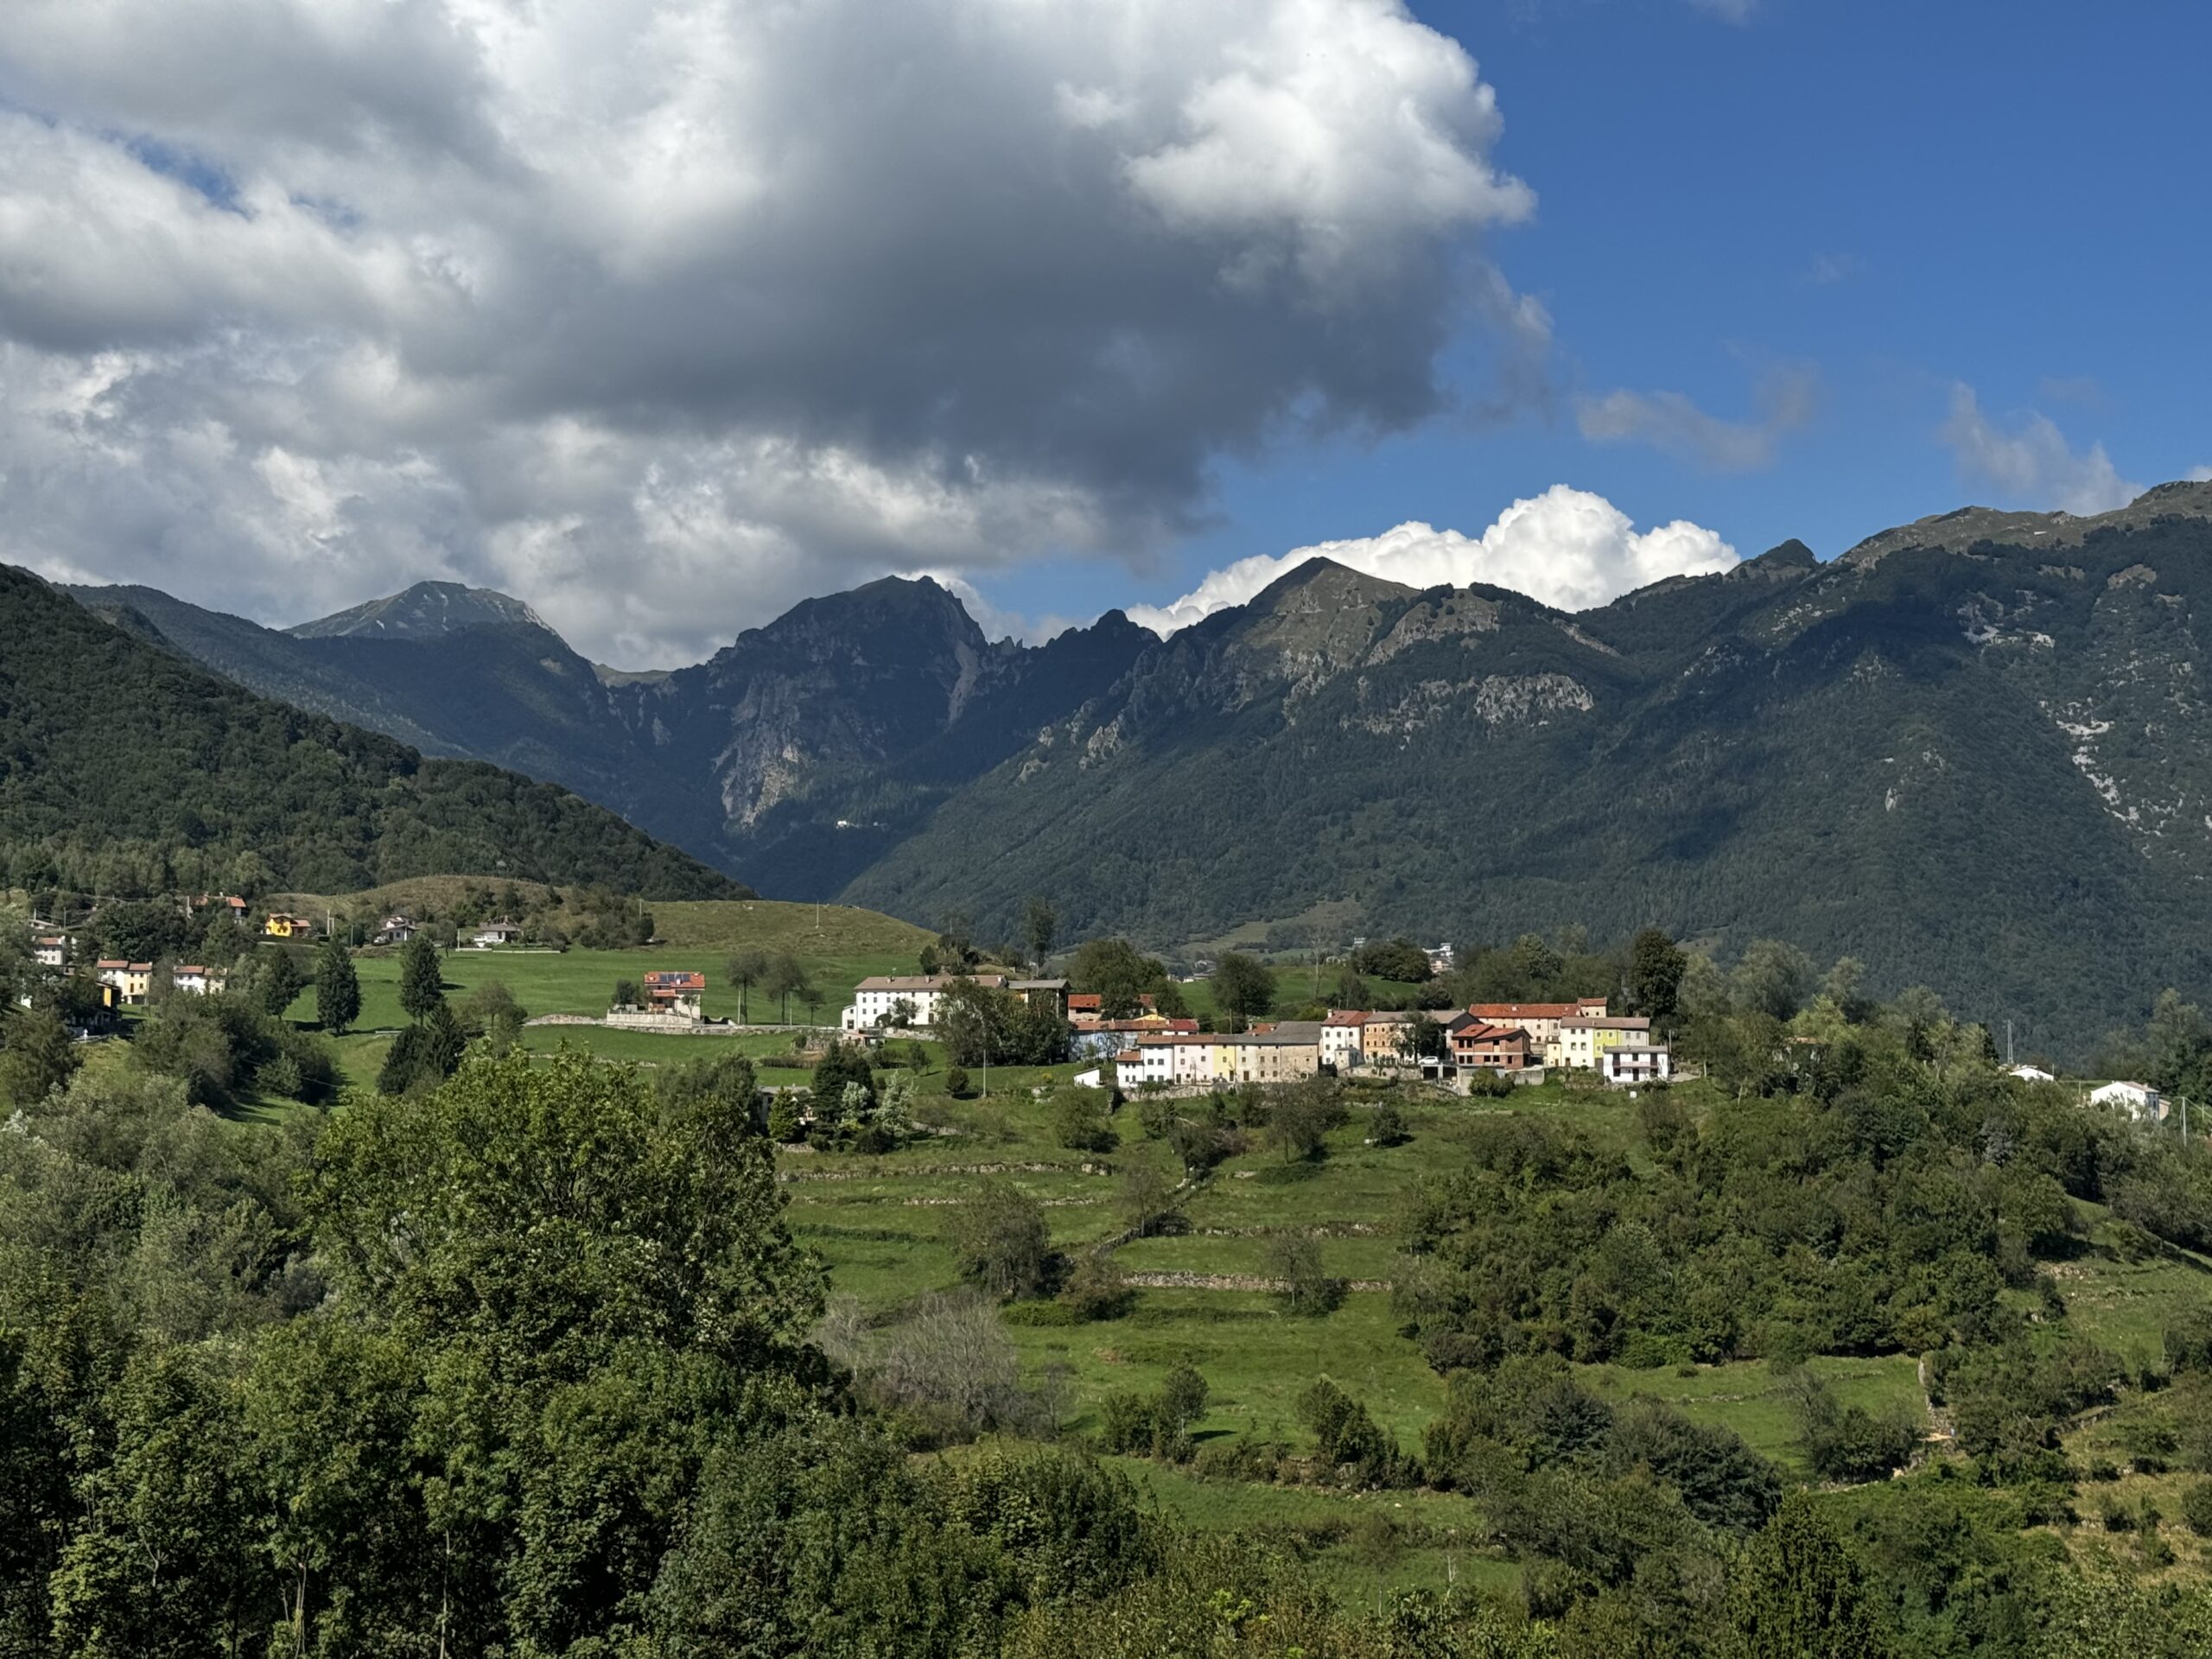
[473,920,524,947]
[2090,1080,2163,1122]
[170,965,226,996]
[96,960,154,1004]
[374,914,418,945]
[643,970,706,1016]
[31,935,66,969]
[843,973,1065,1031]
[1602,1045,1673,1087]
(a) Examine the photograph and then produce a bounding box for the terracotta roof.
[1470,1002,1586,1020]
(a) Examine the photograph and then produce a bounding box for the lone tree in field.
[315,935,361,1033]
[726,946,769,1022]
[397,935,446,1022]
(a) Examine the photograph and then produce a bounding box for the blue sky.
[1001,0,2212,633]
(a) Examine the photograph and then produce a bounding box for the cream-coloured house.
[1557,1014,1651,1071]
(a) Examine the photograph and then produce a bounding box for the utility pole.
[2005,1019,2014,1067]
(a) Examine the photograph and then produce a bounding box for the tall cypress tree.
[397,937,445,1024]
[315,936,362,1034]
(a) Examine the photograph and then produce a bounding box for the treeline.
[0,565,744,899]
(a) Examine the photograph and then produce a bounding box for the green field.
[278,899,925,1016]
[764,1071,1945,1572]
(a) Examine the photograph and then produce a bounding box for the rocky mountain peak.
[289,580,553,640]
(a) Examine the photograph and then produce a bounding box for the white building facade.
[1601,1045,1672,1086]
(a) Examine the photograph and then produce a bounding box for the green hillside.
[0,565,744,900]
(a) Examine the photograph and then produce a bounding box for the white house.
[1113,1049,1148,1091]
[2008,1065,2056,1084]
[31,936,65,969]
[842,974,1066,1032]
[1601,1045,1673,1087]
[473,920,524,948]
[2090,1080,2164,1122]
[1320,1011,1369,1070]
[1072,1065,1104,1090]
[170,965,226,995]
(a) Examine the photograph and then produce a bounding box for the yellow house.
[96,960,155,1005]
[262,912,310,939]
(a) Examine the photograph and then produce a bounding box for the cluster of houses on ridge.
[842,974,1675,1090]
[1089,997,1674,1092]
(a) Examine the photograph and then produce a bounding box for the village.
[842,969,1670,1090]
[13,894,2183,1126]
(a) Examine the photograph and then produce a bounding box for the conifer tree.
[315,936,362,1034]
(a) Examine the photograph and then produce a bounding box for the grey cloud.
[1575,363,1819,473]
[0,0,1547,662]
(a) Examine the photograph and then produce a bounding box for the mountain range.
[60,480,2212,1048]
[3,567,741,901]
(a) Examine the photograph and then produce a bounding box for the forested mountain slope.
[65,575,1153,888]
[2,566,744,899]
[845,484,2212,1047]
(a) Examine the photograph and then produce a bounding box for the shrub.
[1267,1231,1344,1317]
[1054,1095,1117,1154]
[1296,1378,1408,1485]
[766,1094,803,1143]
[1369,1103,1407,1147]
[945,1065,972,1099]
[1059,1249,1132,1321]
[2180,1480,2212,1536]
[944,1179,1052,1300]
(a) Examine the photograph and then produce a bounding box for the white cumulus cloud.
[0,0,1545,664]
[1940,383,2140,517]
[1126,485,1738,634]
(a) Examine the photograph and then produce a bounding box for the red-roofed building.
[643,970,706,1012]
[1467,1000,1606,1065]
[1450,1020,1530,1070]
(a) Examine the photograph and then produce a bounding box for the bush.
[766,1095,803,1143]
[1267,1231,1344,1317]
[944,1179,1052,1300]
[1054,1095,1117,1154]
[254,1052,304,1101]
[2180,1480,2212,1536]
[1370,1103,1407,1147]
[1059,1249,1132,1320]
[1097,1363,1209,1462]
[1296,1378,1408,1485]
[945,1065,972,1099]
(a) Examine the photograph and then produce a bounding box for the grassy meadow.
[213,897,2212,1591]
